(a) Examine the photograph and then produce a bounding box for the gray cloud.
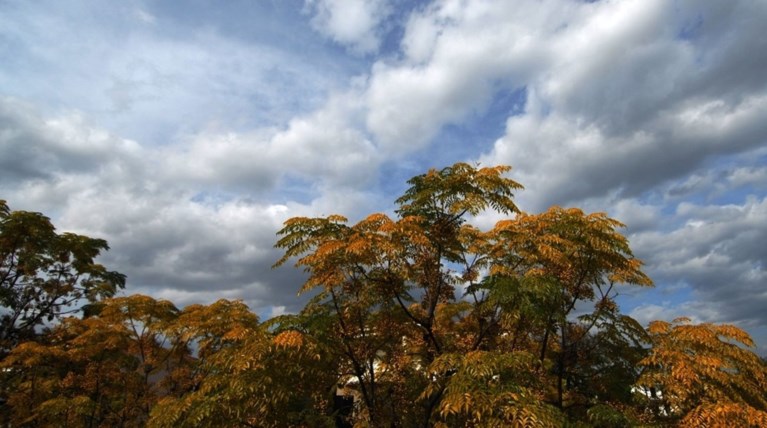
[628,196,767,325]
[478,0,767,211]
[0,98,143,186]
[0,92,397,318]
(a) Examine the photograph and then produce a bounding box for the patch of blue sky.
[377,0,434,58]
[138,1,352,86]
[145,0,309,47]
[710,185,765,207]
[270,175,318,206]
[670,155,766,206]
[375,86,528,210]
[375,161,416,209]
[632,188,666,208]
[422,86,528,164]
[616,279,695,321]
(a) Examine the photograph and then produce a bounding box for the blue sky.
[1,0,766,352]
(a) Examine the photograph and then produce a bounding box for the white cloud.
[0,1,350,148]
[305,0,392,54]
[608,199,661,233]
[366,0,560,152]
[629,301,724,328]
[162,89,379,192]
[0,97,358,313]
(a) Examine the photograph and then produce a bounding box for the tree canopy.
[0,200,126,355]
[1,165,765,427]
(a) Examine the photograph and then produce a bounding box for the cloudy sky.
[2,0,766,351]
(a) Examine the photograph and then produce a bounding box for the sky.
[1,0,766,352]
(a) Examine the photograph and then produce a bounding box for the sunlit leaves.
[396,163,522,219]
[680,401,767,427]
[271,163,662,425]
[423,350,563,427]
[5,161,757,427]
[638,318,767,425]
[491,206,652,291]
[0,295,181,427]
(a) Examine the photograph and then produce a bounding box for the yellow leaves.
[274,215,349,268]
[1,341,62,367]
[268,164,661,426]
[221,324,252,341]
[396,162,522,218]
[311,239,347,260]
[489,205,652,294]
[273,330,304,349]
[326,214,349,223]
[638,318,767,422]
[1,296,190,427]
[647,320,671,335]
[716,323,756,347]
[680,402,767,428]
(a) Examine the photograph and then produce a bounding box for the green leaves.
[396,163,523,219]
[424,350,563,427]
[0,201,125,354]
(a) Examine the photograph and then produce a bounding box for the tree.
[275,164,525,426]
[637,317,767,426]
[148,300,336,428]
[0,295,182,427]
[489,207,652,409]
[0,200,125,354]
[275,163,652,426]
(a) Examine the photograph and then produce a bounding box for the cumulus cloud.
[61,189,307,310]
[628,301,725,329]
[626,196,767,326]
[0,97,143,193]
[162,89,379,194]
[472,1,767,210]
[366,0,559,152]
[305,0,393,54]
[0,0,351,147]
[480,91,767,212]
[0,97,367,315]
